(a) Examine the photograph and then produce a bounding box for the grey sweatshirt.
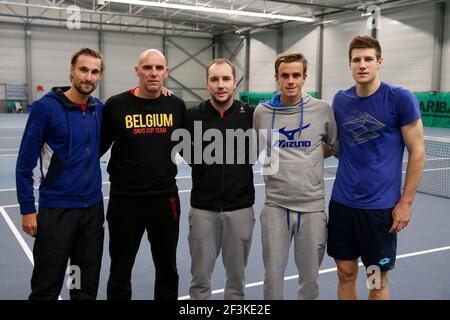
[253,93,339,212]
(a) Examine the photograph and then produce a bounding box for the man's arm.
[252,107,263,157]
[16,101,47,237]
[99,102,114,157]
[323,104,339,159]
[322,142,334,158]
[389,118,425,233]
[176,101,191,166]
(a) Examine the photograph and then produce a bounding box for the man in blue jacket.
[16,48,105,300]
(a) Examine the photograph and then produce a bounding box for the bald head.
[135,48,169,99]
[138,49,166,67]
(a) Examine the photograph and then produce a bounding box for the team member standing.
[16,48,105,300]
[184,59,255,300]
[101,49,186,300]
[327,35,425,300]
[253,52,338,300]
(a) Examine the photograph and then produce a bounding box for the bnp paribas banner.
[414,92,450,128]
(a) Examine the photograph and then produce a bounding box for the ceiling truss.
[0,0,442,37]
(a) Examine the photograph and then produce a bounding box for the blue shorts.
[327,199,397,272]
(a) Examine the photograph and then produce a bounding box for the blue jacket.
[16,87,104,215]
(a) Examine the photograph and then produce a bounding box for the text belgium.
[125,113,173,128]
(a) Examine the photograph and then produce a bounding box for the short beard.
[211,94,233,108]
[74,82,95,96]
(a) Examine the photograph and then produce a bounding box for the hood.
[47,86,97,109]
[260,92,310,157]
[260,92,312,114]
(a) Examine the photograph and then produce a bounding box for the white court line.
[1,126,25,131]
[0,206,34,264]
[0,163,447,198]
[419,167,450,172]
[0,177,209,193]
[0,171,263,193]
[0,184,268,208]
[0,154,18,158]
[426,157,450,161]
[0,206,62,300]
[7,163,446,194]
[0,187,23,193]
[177,245,450,300]
[0,182,113,193]
[0,148,19,151]
[0,151,109,158]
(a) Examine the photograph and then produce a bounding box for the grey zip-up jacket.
[253,93,339,212]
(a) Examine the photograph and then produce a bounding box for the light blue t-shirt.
[331,82,421,209]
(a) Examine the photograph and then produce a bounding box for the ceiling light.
[316,19,334,25]
[106,0,315,22]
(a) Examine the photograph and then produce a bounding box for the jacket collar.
[52,86,96,110]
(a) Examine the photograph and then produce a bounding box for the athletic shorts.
[327,199,397,272]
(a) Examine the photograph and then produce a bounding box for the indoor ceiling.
[0,0,443,36]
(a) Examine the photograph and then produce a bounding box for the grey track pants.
[260,204,327,300]
[188,207,255,300]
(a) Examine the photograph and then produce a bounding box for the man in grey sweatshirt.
[253,52,338,300]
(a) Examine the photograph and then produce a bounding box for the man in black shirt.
[183,59,255,299]
[100,49,186,300]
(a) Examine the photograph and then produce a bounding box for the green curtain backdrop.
[240,91,450,128]
[414,92,450,128]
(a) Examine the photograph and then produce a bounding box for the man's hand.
[322,142,334,158]
[22,213,38,237]
[161,87,173,96]
[389,201,410,233]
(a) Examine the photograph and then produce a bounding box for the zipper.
[220,111,226,212]
[82,110,91,207]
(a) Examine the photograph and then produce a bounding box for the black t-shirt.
[100,91,186,196]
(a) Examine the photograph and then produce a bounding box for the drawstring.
[93,106,98,147]
[286,209,290,230]
[269,110,276,156]
[269,96,304,154]
[286,209,301,233]
[65,108,72,160]
[295,98,304,234]
[298,97,304,138]
[65,97,96,162]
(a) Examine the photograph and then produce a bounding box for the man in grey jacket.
[253,52,338,300]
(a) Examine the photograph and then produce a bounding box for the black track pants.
[106,193,180,300]
[29,202,105,300]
